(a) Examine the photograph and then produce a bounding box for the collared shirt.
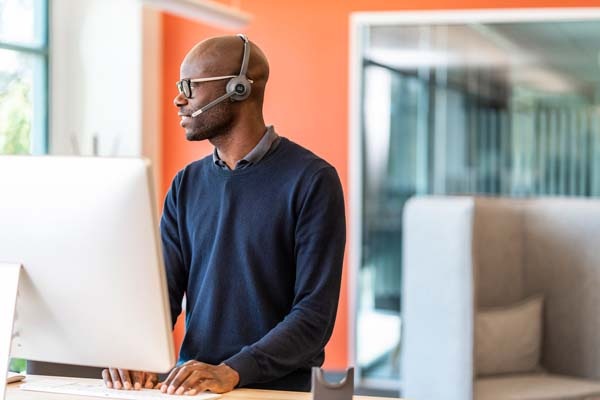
[213,125,280,170]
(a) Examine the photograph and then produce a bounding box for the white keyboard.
[21,378,221,399]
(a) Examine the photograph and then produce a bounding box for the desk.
[5,376,401,400]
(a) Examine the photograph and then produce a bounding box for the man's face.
[174,57,235,141]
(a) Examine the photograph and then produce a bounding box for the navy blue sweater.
[160,137,346,391]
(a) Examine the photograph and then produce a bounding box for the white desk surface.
[5,375,402,400]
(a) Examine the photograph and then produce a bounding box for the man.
[102,34,346,395]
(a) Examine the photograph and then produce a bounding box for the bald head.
[181,35,270,104]
[174,35,270,142]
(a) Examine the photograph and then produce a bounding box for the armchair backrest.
[402,197,475,400]
[473,198,526,308]
[523,199,600,379]
[471,197,600,379]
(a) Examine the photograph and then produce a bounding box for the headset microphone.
[191,34,253,118]
[191,91,236,117]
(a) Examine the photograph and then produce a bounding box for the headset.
[191,34,253,117]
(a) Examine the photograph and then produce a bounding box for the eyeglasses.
[176,75,254,99]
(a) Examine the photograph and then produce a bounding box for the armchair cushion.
[476,296,543,376]
[476,373,600,400]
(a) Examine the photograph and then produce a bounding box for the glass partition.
[354,15,600,389]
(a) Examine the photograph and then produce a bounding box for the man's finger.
[175,371,201,395]
[167,367,193,395]
[189,379,211,395]
[101,369,113,389]
[160,367,181,392]
[131,371,144,390]
[118,369,132,390]
[144,373,159,389]
[109,368,122,390]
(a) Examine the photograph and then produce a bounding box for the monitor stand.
[0,263,21,400]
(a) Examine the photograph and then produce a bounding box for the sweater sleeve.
[160,171,188,328]
[224,166,346,386]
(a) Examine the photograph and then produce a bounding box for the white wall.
[51,0,141,156]
[50,0,162,196]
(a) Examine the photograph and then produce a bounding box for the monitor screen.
[0,156,175,373]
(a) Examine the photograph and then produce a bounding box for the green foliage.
[9,358,26,373]
[0,76,31,155]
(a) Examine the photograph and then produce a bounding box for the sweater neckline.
[209,137,290,178]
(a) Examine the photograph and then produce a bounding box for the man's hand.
[159,360,240,395]
[102,368,159,390]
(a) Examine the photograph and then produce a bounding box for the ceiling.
[365,20,600,97]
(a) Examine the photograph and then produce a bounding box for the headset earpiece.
[227,76,252,101]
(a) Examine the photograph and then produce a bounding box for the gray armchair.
[401,196,600,400]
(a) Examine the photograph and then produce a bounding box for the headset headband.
[237,34,250,77]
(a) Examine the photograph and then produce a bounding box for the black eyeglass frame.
[176,75,238,99]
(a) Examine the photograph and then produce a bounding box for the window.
[1,0,48,374]
[0,0,48,155]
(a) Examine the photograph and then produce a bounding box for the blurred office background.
[3,0,600,396]
[354,14,600,392]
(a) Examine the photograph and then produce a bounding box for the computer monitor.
[0,156,175,373]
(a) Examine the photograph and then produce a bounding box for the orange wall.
[162,0,600,369]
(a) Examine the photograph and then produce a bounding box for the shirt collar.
[213,126,279,170]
